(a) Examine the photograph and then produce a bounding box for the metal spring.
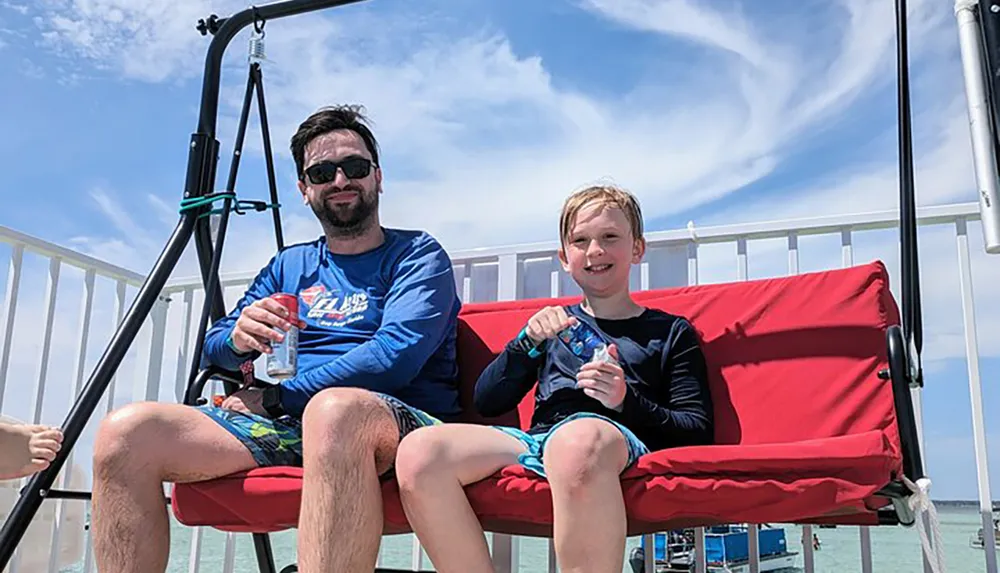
[249,32,266,62]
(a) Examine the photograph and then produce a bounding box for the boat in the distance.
[970,518,1000,550]
[629,524,799,572]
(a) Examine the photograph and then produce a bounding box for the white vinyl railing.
[0,225,145,573]
[0,201,996,573]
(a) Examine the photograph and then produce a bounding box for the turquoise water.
[146,505,993,573]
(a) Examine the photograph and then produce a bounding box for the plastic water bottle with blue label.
[558,321,617,365]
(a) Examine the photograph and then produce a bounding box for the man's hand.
[576,344,627,411]
[231,298,306,354]
[221,387,268,416]
[524,306,578,345]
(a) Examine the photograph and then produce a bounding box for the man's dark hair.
[290,104,381,178]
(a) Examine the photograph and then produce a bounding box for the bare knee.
[395,427,449,494]
[302,388,397,470]
[302,388,393,438]
[93,402,169,479]
[543,419,628,489]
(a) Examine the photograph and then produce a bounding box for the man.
[91,105,462,573]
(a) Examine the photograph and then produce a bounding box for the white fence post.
[31,257,62,424]
[0,243,24,410]
[957,219,998,573]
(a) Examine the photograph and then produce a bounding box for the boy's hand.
[576,344,626,411]
[525,306,578,344]
[231,298,306,354]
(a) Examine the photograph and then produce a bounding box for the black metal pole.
[186,65,257,392]
[895,0,923,383]
[253,63,286,251]
[189,138,226,324]
[887,326,924,481]
[195,215,228,319]
[978,0,1000,155]
[0,0,369,566]
[252,531,279,573]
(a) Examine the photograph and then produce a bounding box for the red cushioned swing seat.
[172,260,909,536]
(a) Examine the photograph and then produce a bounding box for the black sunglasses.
[302,157,375,184]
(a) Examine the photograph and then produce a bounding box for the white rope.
[903,477,947,573]
[955,0,979,15]
[686,220,698,241]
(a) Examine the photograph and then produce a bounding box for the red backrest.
[454,261,902,449]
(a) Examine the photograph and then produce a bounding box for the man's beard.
[310,185,379,239]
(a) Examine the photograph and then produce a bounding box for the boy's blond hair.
[559,184,644,246]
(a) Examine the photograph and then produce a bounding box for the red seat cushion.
[173,468,304,533]
[172,261,905,533]
[174,431,895,535]
[172,467,412,534]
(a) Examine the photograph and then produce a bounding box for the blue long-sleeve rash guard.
[201,228,462,419]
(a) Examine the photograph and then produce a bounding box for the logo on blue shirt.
[300,284,370,327]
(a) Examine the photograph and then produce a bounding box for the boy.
[394,184,714,573]
[0,418,62,480]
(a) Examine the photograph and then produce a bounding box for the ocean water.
[137,505,992,573]
[2,502,988,572]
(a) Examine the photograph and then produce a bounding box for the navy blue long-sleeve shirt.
[474,305,714,451]
[201,229,462,419]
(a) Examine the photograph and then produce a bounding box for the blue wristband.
[514,328,545,358]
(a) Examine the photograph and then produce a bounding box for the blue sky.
[0,0,998,505]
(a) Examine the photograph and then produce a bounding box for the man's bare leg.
[91,403,257,573]
[0,421,63,480]
[296,388,406,573]
[395,424,526,573]
[543,418,630,573]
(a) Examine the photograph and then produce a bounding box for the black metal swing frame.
[0,0,934,571]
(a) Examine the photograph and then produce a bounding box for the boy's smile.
[584,263,613,274]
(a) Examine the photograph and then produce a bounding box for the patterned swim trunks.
[494,412,649,478]
[197,391,442,468]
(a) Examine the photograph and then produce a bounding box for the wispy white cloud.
[23,0,986,365]
[21,0,955,254]
[684,28,997,364]
[20,1,978,337]
[19,0,992,356]
[2,2,29,15]
[704,93,975,226]
[32,0,243,82]
[788,0,948,131]
[66,187,180,273]
[18,57,44,79]
[147,193,178,229]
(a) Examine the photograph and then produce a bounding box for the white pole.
[955,0,1000,253]
[956,219,998,573]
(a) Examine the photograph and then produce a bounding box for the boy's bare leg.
[91,403,258,573]
[0,421,62,480]
[543,418,629,573]
[396,424,527,573]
